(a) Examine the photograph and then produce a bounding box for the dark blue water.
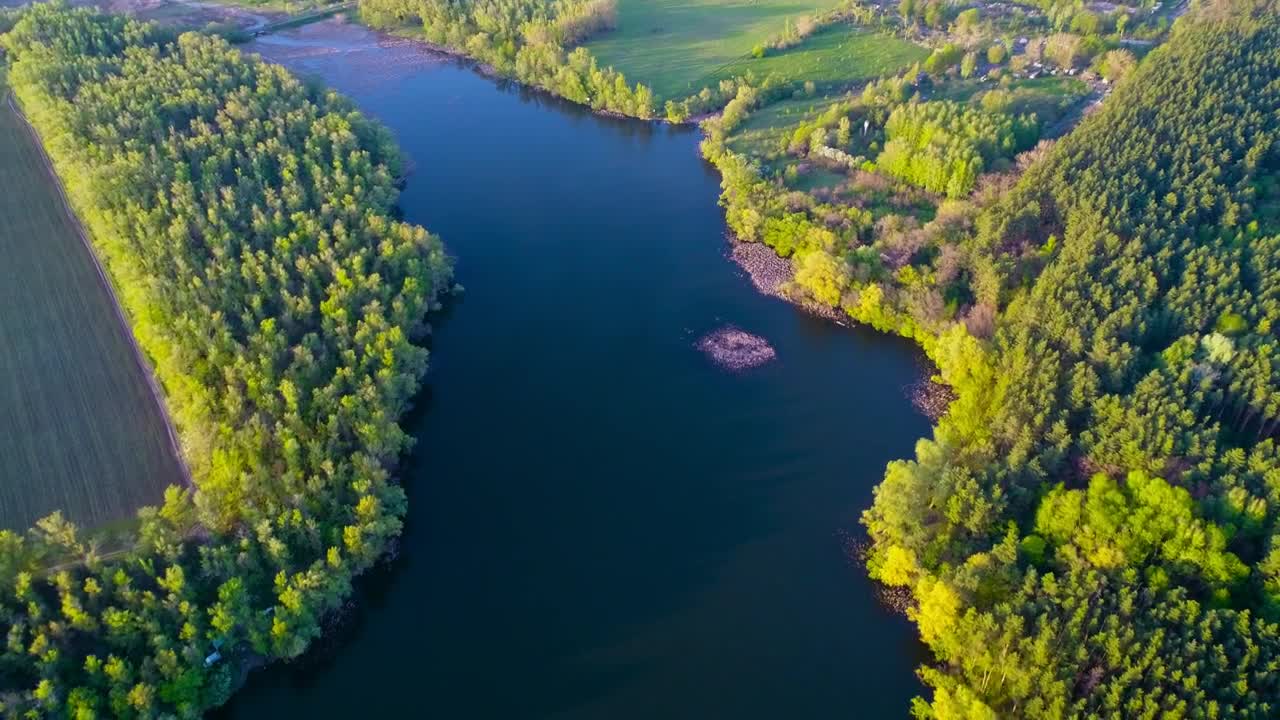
[223,22,929,719]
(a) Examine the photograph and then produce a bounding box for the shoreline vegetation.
[1,0,1278,716]
[327,0,1280,716]
[865,4,1280,716]
[358,0,661,119]
[0,4,453,716]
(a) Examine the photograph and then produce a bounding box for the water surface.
[223,22,930,719]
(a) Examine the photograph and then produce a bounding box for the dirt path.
[7,92,194,494]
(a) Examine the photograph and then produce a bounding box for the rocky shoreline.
[908,378,957,422]
[728,238,846,325]
[730,239,793,298]
[838,529,915,616]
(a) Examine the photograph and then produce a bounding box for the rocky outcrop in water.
[697,326,776,370]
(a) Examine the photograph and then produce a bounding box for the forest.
[859,0,1280,716]
[692,0,1280,714]
[0,4,452,716]
[1,0,1279,715]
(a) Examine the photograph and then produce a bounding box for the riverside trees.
[0,4,452,714]
[860,1,1280,715]
[359,0,656,117]
[694,0,1280,714]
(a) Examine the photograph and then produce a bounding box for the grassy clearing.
[931,75,1089,104]
[713,25,927,90]
[724,89,941,221]
[787,166,847,191]
[1014,76,1090,97]
[0,78,184,531]
[727,92,851,157]
[584,0,845,100]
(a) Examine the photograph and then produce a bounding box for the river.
[219,20,931,719]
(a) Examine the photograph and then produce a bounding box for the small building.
[204,638,225,667]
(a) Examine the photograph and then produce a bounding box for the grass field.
[712,25,928,91]
[726,92,852,157]
[0,80,185,531]
[585,0,846,100]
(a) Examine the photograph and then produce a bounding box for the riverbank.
[225,11,924,338]
[236,8,955,457]
[220,19,935,718]
[729,238,850,326]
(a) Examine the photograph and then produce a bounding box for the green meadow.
[712,25,928,91]
[585,0,846,100]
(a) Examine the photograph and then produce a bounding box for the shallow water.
[221,21,931,719]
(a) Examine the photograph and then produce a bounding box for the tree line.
[861,0,1280,715]
[697,0,1280,713]
[357,0,656,118]
[0,4,452,715]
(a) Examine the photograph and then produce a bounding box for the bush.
[1095,48,1136,82]
[1044,32,1083,69]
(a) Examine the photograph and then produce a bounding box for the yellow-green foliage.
[360,0,656,117]
[1035,472,1248,585]
[864,2,1280,715]
[0,5,452,714]
[877,101,1039,197]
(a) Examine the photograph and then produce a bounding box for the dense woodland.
[0,4,452,715]
[701,0,1280,715]
[358,0,657,117]
[861,1,1280,716]
[2,0,1280,716]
